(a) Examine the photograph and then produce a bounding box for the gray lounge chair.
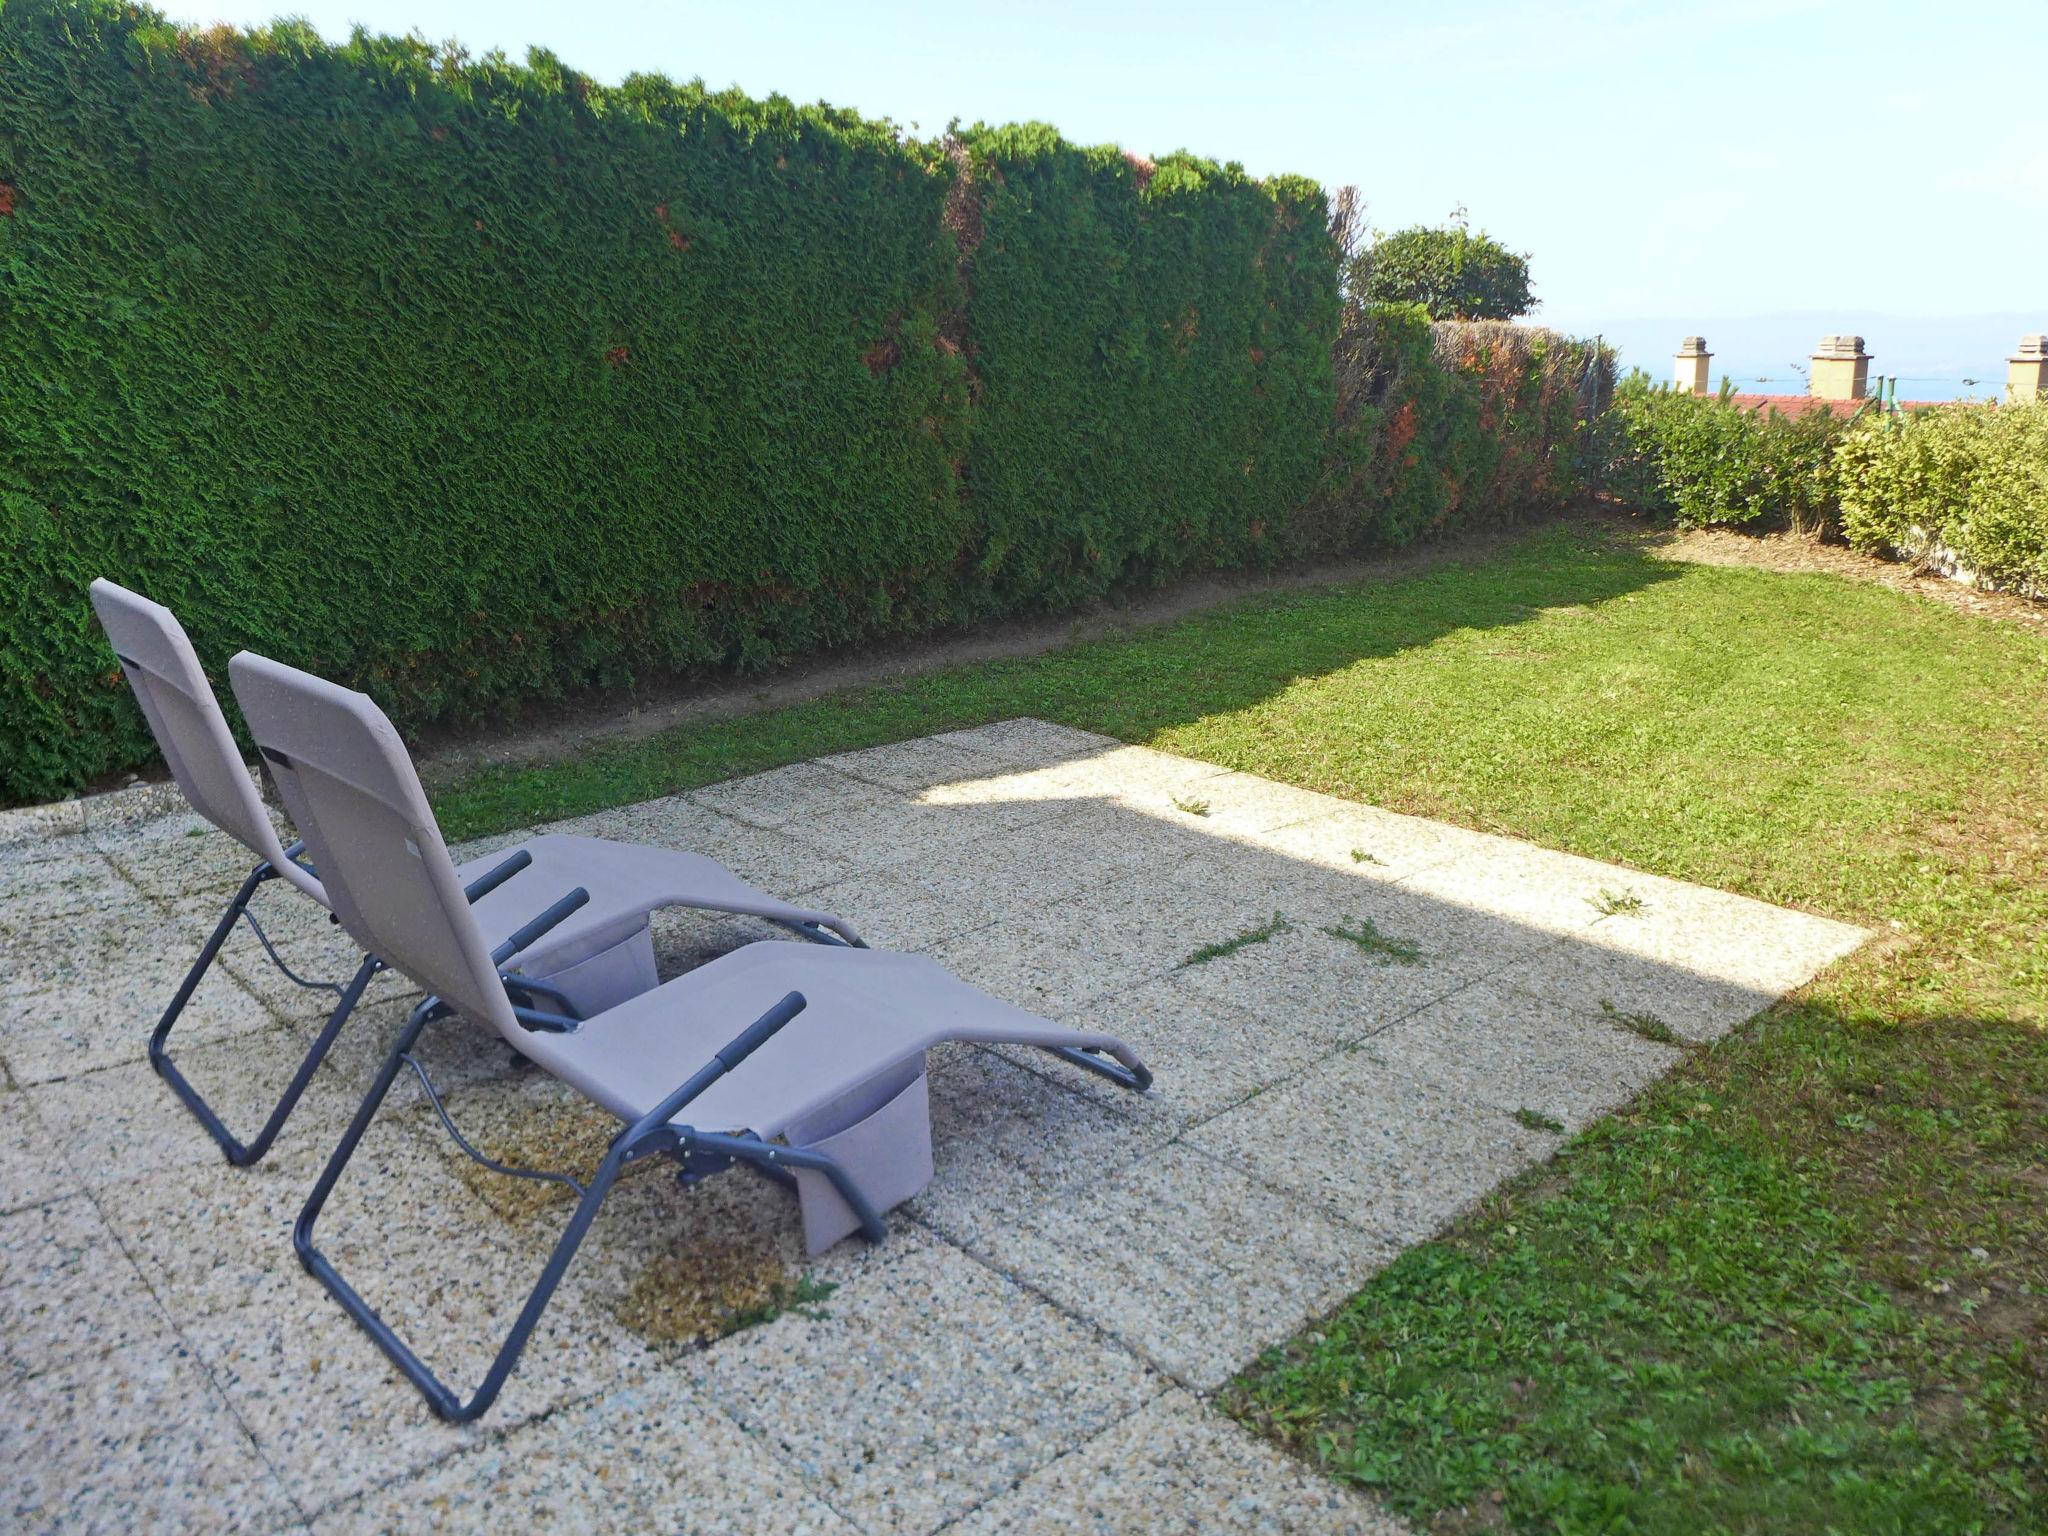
[88,579,862,1165]
[227,650,1152,1422]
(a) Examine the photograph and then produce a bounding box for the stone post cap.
[2013,334,2047,360]
[1813,335,1868,358]
[1675,336,1710,355]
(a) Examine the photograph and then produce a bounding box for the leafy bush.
[1838,402,2048,593]
[1300,305,1611,550]
[1599,375,1860,533]
[1351,222,1534,321]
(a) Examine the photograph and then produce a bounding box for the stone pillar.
[1809,335,1870,400]
[1674,336,1712,394]
[2008,335,2047,403]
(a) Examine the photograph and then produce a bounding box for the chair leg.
[295,1000,633,1423]
[151,860,379,1166]
[295,1007,890,1422]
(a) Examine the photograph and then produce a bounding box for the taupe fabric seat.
[228,650,1152,1423]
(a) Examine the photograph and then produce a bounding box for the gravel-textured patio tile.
[1152,770,1348,839]
[1240,803,1486,885]
[27,1022,372,1188]
[820,734,1014,795]
[313,1369,854,1535]
[802,868,996,952]
[0,920,278,1083]
[782,790,1040,874]
[690,760,886,831]
[0,797,85,847]
[535,796,854,895]
[1581,883,1869,995]
[1503,941,1782,1043]
[100,1115,502,1324]
[0,1193,174,1381]
[924,919,1148,1018]
[950,1387,1414,1536]
[1357,980,1684,1132]
[0,841,132,926]
[1172,923,1484,1046]
[1395,839,1679,941]
[998,974,1341,1132]
[1188,1051,1559,1243]
[929,718,1121,767]
[692,1237,1161,1535]
[182,1286,632,1515]
[105,823,273,904]
[1068,865,1301,979]
[1017,745,1235,819]
[0,1087,75,1213]
[178,1149,647,1511]
[648,907,802,977]
[910,1046,1168,1248]
[95,1156,327,1322]
[4,1338,298,1535]
[956,1143,1395,1390]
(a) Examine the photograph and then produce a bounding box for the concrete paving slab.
[1187,1051,1560,1243]
[0,1087,76,1214]
[1016,974,1343,1132]
[950,1387,1414,1536]
[1238,803,1486,884]
[952,1142,1395,1391]
[0,918,278,1083]
[312,1370,856,1535]
[1171,923,1481,1046]
[1505,941,1780,1043]
[4,1338,299,1535]
[0,1193,174,1382]
[821,734,1016,794]
[691,1238,1160,1535]
[929,718,1121,766]
[26,1023,371,1188]
[1358,980,1684,1132]
[910,1046,1169,1248]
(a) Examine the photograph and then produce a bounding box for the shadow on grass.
[432,521,1684,841]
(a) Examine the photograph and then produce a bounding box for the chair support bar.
[150,855,382,1166]
[295,986,882,1422]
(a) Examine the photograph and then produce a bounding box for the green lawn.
[439,519,2048,1533]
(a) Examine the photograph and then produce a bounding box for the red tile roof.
[1723,393,1954,418]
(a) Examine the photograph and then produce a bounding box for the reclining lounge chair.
[89,579,862,1166]
[228,651,1152,1422]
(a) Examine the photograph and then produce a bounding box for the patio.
[0,718,1866,1534]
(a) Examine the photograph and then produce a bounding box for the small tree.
[1351,211,1534,320]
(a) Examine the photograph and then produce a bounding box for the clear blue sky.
[159,0,2045,340]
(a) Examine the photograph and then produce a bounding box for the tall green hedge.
[1,1,983,800]
[957,126,1337,604]
[0,2,1602,805]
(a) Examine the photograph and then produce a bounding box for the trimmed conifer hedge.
[0,1,1603,803]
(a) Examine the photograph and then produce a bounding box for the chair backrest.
[88,580,323,903]
[226,651,520,1038]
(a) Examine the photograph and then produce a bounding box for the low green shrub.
[1599,374,1860,532]
[1837,401,2048,594]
